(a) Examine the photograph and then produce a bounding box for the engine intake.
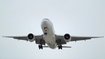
[27,33,35,42]
[64,33,71,42]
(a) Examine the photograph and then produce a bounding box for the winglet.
[94,36,104,38]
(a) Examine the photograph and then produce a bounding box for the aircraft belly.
[43,35,56,49]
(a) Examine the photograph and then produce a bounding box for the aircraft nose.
[43,18,49,21]
[41,18,48,26]
[43,20,47,24]
[42,18,49,24]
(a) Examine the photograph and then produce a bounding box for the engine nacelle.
[64,33,71,42]
[27,33,35,42]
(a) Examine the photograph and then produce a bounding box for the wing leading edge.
[2,35,45,45]
[55,35,103,44]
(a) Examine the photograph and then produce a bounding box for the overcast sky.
[0,0,105,59]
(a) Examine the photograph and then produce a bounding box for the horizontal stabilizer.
[62,46,71,48]
[43,46,49,48]
[43,46,71,48]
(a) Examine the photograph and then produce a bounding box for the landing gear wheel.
[58,45,62,49]
[38,45,43,49]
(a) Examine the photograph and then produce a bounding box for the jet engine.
[27,33,35,42]
[64,33,71,42]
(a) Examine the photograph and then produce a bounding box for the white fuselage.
[41,18,57,49]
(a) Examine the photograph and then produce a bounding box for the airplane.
[3,18,103,49]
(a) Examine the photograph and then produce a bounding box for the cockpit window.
[44,27,48,31]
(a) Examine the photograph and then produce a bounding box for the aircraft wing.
[70,36,103,41]
[55,35,103,43]
[3,36,28,41]
[3,35,45,45]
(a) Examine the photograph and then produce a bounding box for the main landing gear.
[58,45,62,49]
[38,45,43,49]
[38,39,45,49]
[56,39,62,49]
